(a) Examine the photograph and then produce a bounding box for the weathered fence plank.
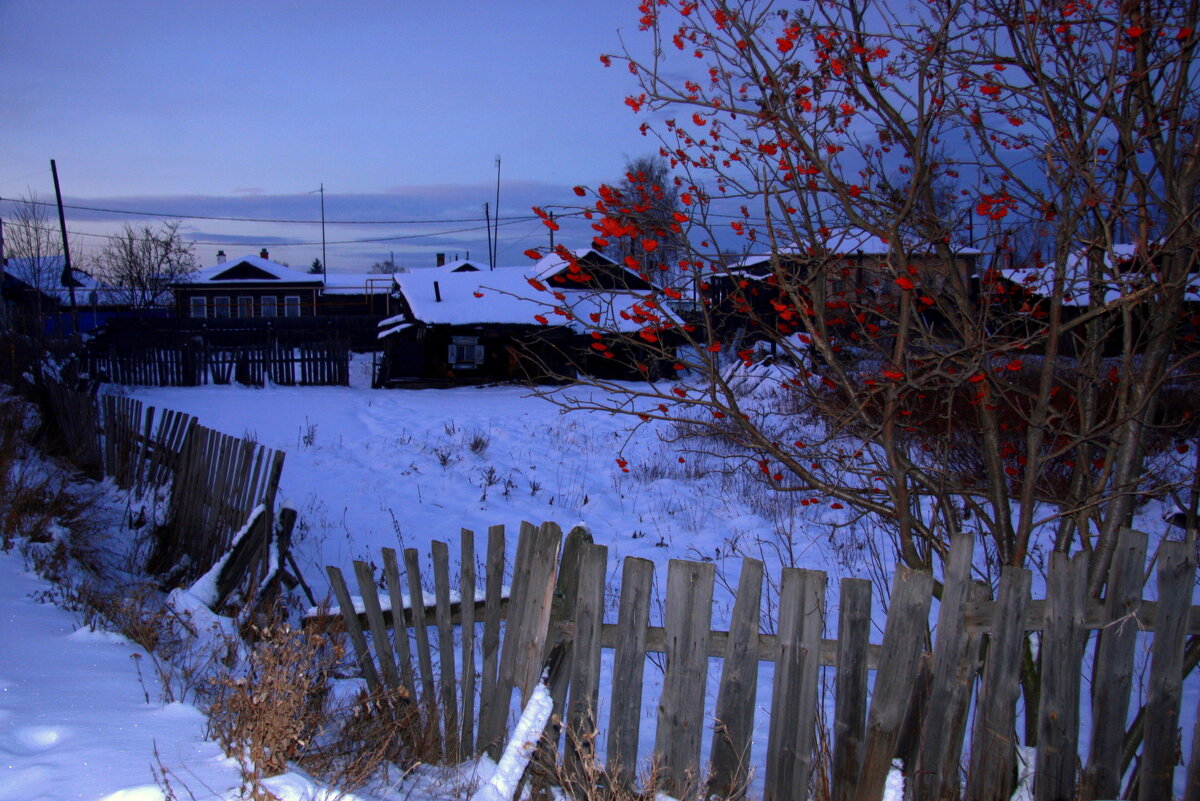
[459,528,477,756]
[381,547,417,695]
[655,558,716,801]
[832,577,872,801]
[563,542,608,790]
[708,557,764,801]
[432,540,460,761]
[854,566,934,801]
[1035,551,1089,801]
[477,524,505,755]
[915,533,977,801]
[966,566,1033,801]
[354,559,400,692]
[1139,540,1195,801]
[403,548,438,714]
[1082,526,1148,800]
[606,556,654,789]
[764,568,826,801]
[328,565,381,694]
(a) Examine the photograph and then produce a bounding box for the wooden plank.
[1139,540,1194,801]
[655,558,716,801]
[915,533,976,800]
[479,521,535,758]
[403,547,438,713]
[966,567,1032,801]
[606,556,653,789]
[460,528,477,756]
[937,580,989,801]
[354,559,400,692]
[381,547,417,695]
[1035,551,1088,801]
[1081,526,1148,800]
[708,557,764,801]
[542,523,593,765]
[854,566,934,801]
[327,565,381,693]
[514,522,563,704]
[478,523,506,753]
[432,540,460,761]
[832,578,872,801]
[764,568,826,801]
[965,597,1200,635]
[564,543,608,789]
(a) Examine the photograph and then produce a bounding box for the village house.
[375,248,677,386]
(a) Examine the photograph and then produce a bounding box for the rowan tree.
[523,0,1200,600]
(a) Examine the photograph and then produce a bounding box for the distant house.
[375,248,677,386]
[707,227,982,340]
[996,242,1200,354]
[2,256,154,335]
[172,250,324,320]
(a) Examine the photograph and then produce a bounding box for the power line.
[0,196,543,226]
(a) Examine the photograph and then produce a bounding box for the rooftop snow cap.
[260,248,269,260]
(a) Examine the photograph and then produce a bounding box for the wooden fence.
[39,379,290,605]
[82,340,349,387]
[319,522,1200,801]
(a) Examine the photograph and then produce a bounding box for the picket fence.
[82,340,349,387]
[318,521,1199,801]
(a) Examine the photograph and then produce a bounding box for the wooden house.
[375,248,677,386]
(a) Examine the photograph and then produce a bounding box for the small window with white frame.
[260,296,277,317]
[448,335,484,369]
[284,296,301,317]
[214,296,231,318]
[189,297,207,318]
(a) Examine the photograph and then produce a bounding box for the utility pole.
[50,159,75,310]
[548,212,555,250]
[319,182,327,276]
[493,155,501,268]
[485,202,493,270]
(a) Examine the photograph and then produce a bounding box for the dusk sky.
[1,1,664,271]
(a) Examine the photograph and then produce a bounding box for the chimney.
[436,253,446,267]
[260,248,270,260]
[433,281,442,302]
[216,250,226,263]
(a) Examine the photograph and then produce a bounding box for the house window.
[237,296,254,318]
[284,296,301,317]
[189,297,207,318]
[214,296,231,318]
[261,296,277,317]
[448,336,484,369]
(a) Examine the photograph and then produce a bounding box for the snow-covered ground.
[2,363,1195,799]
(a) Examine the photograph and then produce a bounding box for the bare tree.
[3,192,65,315]
[525,0,1200,598]
[92,220,199,307]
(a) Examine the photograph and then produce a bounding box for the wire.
[0,195,544,226]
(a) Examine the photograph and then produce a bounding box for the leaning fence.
[317,521,1199,801]
[39,378,291,607]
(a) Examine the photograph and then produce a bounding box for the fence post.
[832,578,872,801]
[606,556,654,790]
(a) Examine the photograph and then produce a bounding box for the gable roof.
[998,244,1200,307]
[729,227,983,274]
[379,258,682,336]
[181,255,322,286]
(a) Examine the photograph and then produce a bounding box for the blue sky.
[1,1,660,271]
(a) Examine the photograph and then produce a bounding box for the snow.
[469,682,554,801]
[2,374,1196,798]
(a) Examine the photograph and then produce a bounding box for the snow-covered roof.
[378,261,681,336]
[728,227,982,274]
[436,258,487,273]
[320,273,396,295]
[530,247,621,281]
[182,255,322,285]
[996,244,1197,307]
[3,257,116,304]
